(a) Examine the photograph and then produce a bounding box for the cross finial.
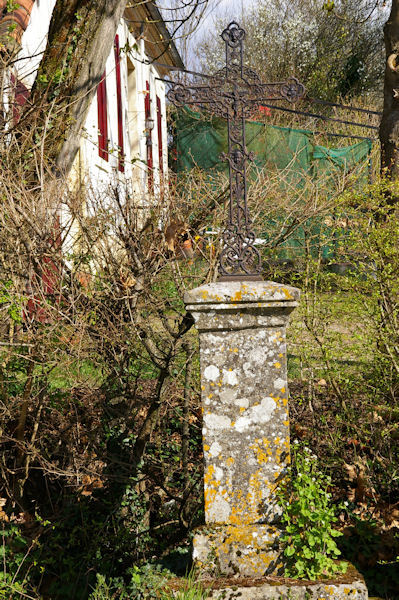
[166,22,306,280]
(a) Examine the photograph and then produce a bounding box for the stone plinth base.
[193,525,283,578]
[204,566,368,599]
[209,579,368,600]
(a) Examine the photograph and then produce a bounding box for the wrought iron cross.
[167,22,305,280]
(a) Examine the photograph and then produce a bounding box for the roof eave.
[143,2,184,70]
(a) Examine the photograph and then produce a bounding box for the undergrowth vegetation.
[0,117,398,599]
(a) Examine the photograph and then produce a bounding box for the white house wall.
[14,8,169,204]
[14,0,57,89]
[78,20,168,204]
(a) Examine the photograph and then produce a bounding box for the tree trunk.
[380,0,399,179]
[13,0,127,178]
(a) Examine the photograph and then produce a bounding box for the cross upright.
[167,21,305,280]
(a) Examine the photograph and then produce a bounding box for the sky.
[158,0,256,69]
[194,0,255,38]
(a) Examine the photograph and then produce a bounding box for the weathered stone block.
[204,565,369,599]
[208,578,368,600]
[185,281,299,577]
[192,524,282,578]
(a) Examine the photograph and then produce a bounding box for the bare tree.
[380,0,399,179]
[1,0,210,179]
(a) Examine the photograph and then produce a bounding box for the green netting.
[174,107,372,261]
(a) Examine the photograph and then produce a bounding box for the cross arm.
[166,80,224,109]
[251,78,306,103]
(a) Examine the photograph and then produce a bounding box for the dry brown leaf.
[343,462,357,482]
[164,220,189,252]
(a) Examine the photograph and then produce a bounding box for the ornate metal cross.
[167,22,305,280]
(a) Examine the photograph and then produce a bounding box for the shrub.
[277,443,347,580]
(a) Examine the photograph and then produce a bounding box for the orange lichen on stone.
[281,287,293,299]
[231,290,243,302]
[275,437,289,465]
[250,438,272,465]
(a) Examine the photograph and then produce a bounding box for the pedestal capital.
[184,281,300,332]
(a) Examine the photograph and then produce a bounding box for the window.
[114,35,124,172]
[10,74,29,124]
[145,81,153,190]
[97,70,108,161]
[156,96,163,174]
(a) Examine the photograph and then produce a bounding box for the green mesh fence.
[174,107,372,262]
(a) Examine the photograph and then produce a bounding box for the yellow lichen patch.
[247,470,264,519]
[204,464,215,485]
[276,446,285,465]
[204,488,217,512]
[281,287,293,299]
[250,438,272,465]
[231,290,242,302]
[204,444,210,452]
[204,464,230,516]
[201,290,209,299]
[283,420,289,427]
[226,457,235,466]
[208,394,213,399]
[240,407,246,413]
[274,362,281,369]
[280,386,286,393]
[282,398,288,406]
[278,353,283,358]
[228,490,250,525]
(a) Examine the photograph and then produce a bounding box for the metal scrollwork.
[221,21,245,49]
[166,22,306,280]
[280,78,306,103]
[166,84,191,106]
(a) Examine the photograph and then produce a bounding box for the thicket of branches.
[0,104,398,596]
[0,0,398,598]
[196,0,387,100]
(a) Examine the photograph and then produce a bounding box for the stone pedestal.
[184,281,300,578]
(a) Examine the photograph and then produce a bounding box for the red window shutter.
[10,73,29,124]
[156,96,163,174]
[145,81,153,190]
[114,35,125,173]
[97,70,108,161]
